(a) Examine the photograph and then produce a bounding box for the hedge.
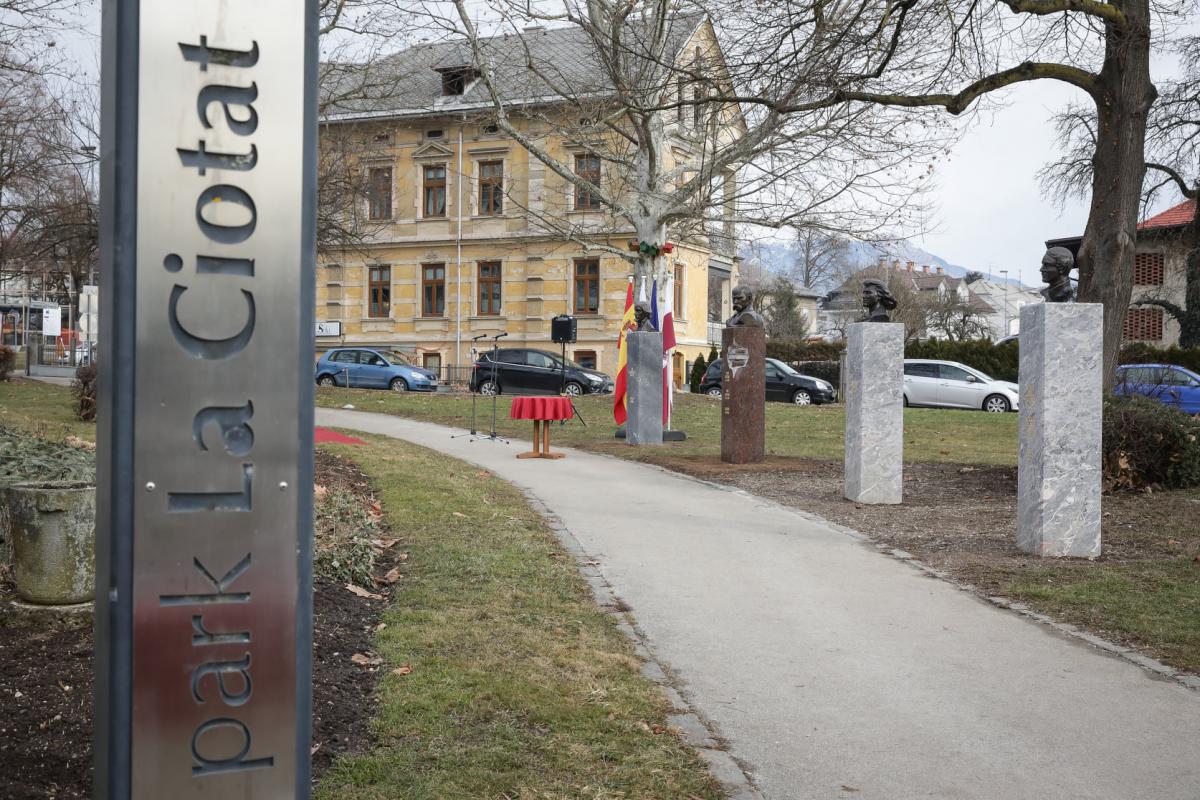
[1117,343,1200,373]
[904,339,1019,382]
[1103,395,1200,491]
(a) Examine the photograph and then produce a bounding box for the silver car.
[902,359,1019,413]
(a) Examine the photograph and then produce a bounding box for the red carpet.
[314,426,366,446]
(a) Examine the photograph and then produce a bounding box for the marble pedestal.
[1017,303,1102,558]
[721,326,765,464]
[844,322,903,504]
[626,331,663,446]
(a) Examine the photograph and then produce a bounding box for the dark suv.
[470,348,614,396]
[699,357,836,405]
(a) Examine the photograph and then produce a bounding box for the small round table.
[510,396,574,459]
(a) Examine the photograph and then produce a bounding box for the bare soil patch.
[0,449,401,798]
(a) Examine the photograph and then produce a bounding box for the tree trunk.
[1074,1,1156,391]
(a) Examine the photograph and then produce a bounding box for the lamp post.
[1000,269,1010,336]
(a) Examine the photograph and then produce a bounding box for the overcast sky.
[56,3,1188,287]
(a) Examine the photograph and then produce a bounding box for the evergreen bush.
[1103,395,1200,491]
[904,339,1019,382]
[72,364,97,422]
[0,345,14,382]
[689,353,707,393]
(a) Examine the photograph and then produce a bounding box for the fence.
[435,364,475,386]
[26,339,95,377]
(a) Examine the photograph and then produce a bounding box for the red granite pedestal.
[720,326,765,464]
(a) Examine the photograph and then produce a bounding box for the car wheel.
[563,381,584,397]
[791,389,812,406]
[903,394,909,407]
[390,377,409,392]
[479,380,499,396]
[705,386,723,399]
[983,394,1010,413]
[317,375,336,387]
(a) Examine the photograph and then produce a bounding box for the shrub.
[1118,343,1200,374]
[707,343,719,364]
[0,345,14,381]
[1102,395,1200,491]
[792,360,840,386]
[314,485,384,585]
[689,353,706,393]
[905,339,1019,382]
[765,337,845,363]
[72,364,97,422]
[0,426,95,484]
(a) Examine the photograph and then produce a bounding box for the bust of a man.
[726,284,764,327]
[1040,247,1076,303]
[861,278,898,323]
[633,304,655,331]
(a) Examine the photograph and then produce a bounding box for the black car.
[699,357,836,405]
[470,348,614,396]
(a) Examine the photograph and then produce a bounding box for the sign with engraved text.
[95,0,316,797]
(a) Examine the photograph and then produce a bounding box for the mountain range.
[739,238,1030,293]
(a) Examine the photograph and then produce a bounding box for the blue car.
[1114,363,1200,414]
[315,348,437,392]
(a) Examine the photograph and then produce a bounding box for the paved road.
[318,408,1200,800]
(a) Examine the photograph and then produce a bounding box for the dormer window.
[439,66,479,96]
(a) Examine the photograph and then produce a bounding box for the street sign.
[42,306,62,337]
[79,313,98,340]
[80,285,99,315]
[95,1,316,798]
[315,321,341,337]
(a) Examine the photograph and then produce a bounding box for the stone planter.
[5,482,95,604]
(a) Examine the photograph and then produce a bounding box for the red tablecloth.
[510,396,574,421]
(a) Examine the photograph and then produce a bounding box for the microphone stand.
[481,333,508,443]
[451,333,488,440]
[558,341,587,427]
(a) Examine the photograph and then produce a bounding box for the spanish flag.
[613,276,636,424]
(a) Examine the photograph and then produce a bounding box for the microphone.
[471,333,487,341]
[493,332,508,340]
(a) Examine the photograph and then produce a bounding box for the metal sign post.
[95,0,317,796]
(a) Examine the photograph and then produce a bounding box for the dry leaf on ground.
[351,653,382,667]
[392,664,413,677]
[345,583,384,600]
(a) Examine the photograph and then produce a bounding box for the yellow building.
[317,17,737,385]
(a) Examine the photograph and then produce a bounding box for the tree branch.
[1146,162,1199,199]
[836,62,1099,114]
[1000,0,1125,25]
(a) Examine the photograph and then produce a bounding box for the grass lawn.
[317,387,1020,467]
[0,380,723,797]
[0,378,93,442]
[317,435,722,799]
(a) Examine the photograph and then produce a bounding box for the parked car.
[1114,363,1200,414]
[699,358,837,405]
[903,359,1019,412]
[470,348,614,396]
[315,348,437,392]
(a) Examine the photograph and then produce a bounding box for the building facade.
[1047,199,1195,346]
[317,19,736,385]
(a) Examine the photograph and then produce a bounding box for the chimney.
[935,266,944,275]
[906,260,915,272]
[922,265,930,274]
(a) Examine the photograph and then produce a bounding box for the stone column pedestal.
[1017,303,1102,558]
[626,331,663,446]
[844,322,904,504]
[721,326,765,464]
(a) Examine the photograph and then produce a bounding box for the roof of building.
[321,15,707,120]
[1138,199,1195,231]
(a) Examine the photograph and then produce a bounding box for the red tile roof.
[1138,199,1195,230]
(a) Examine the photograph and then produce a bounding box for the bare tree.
[790,226,853,291]
[1041,33,1200,349]
[922,292,992,341]
[445,0,942,285]
[814,0,1175,388]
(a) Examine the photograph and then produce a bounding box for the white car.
[902,359,1019,413]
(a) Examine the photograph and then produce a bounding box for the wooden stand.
[516,420,566,459]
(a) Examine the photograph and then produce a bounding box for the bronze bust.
[861,278,898,322]
[726,285,764,327]
[1040,247,1076,303]
[634,304,655,331]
